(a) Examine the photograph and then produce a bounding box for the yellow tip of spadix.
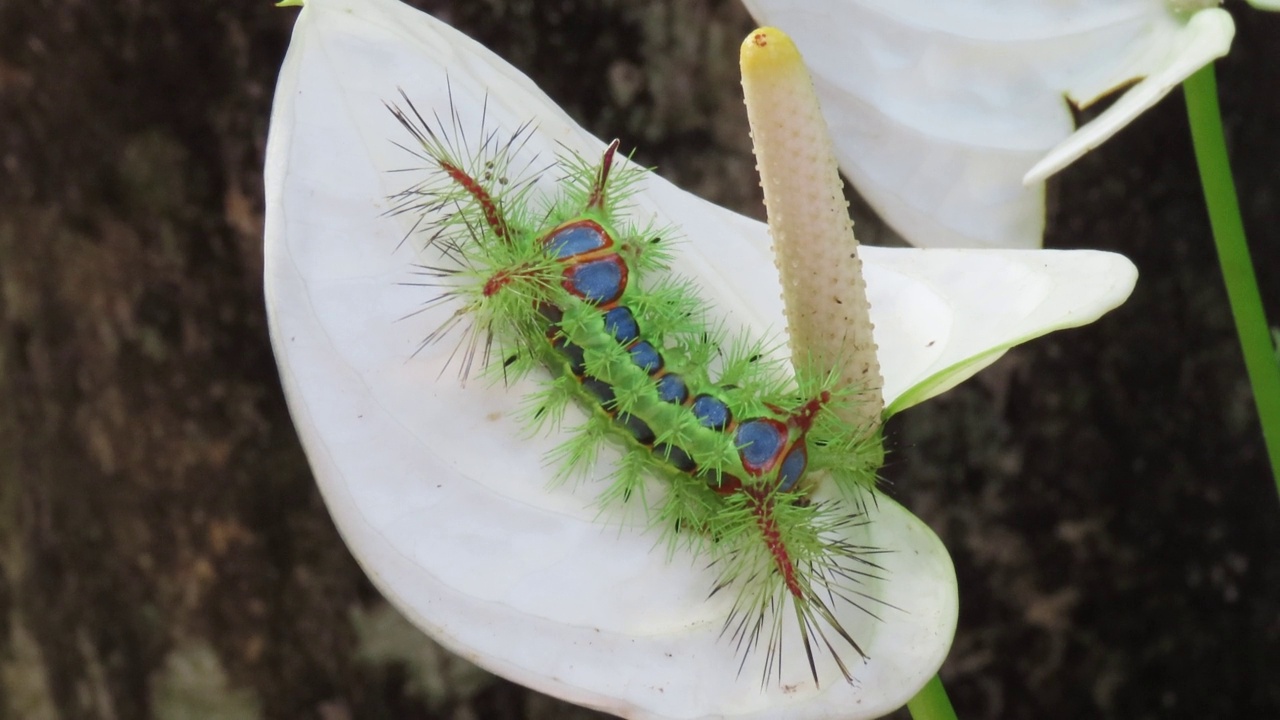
[740,27,803,78]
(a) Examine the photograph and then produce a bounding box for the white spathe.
[263,0,1137,718]
[743,0,1235,248]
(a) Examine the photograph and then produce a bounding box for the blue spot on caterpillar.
[386,90,887,687]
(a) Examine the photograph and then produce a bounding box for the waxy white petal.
[868,246,1137,415]
[742,0,1234,248]
[265,0,1134,717]
[1026,8,1234,183]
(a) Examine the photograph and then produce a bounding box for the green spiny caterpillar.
[387,91,886,686]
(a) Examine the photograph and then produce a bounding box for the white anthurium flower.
[263,0,1137,718]
[741,0,1237,248]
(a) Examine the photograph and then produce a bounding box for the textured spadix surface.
[264,0,1136,717]
[743,0,1235,248]
[742,26,885,432]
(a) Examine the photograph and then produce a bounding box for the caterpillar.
[386,91,886,687]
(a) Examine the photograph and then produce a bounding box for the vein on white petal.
[1025,8,1235,184]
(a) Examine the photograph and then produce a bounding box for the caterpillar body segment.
[389,96,885,686]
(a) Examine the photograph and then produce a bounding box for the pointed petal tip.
[1023,8,1235,185]
[879,246,1137,414]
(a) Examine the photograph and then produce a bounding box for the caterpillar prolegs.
[388,93,886,686]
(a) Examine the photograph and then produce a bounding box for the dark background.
[2,1,1278,718]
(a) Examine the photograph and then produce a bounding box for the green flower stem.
[906,675,958,720]
[1183,64,1280,499]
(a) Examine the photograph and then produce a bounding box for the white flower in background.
[263,0,1137,717]
[742,0,1237,248]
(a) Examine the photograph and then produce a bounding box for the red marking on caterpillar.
[440,160,510,242]
[750,491,804,599]
[483,269,513,297]
[793,391,830,432]
[386,90,889,688]
[587,139,620,210]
